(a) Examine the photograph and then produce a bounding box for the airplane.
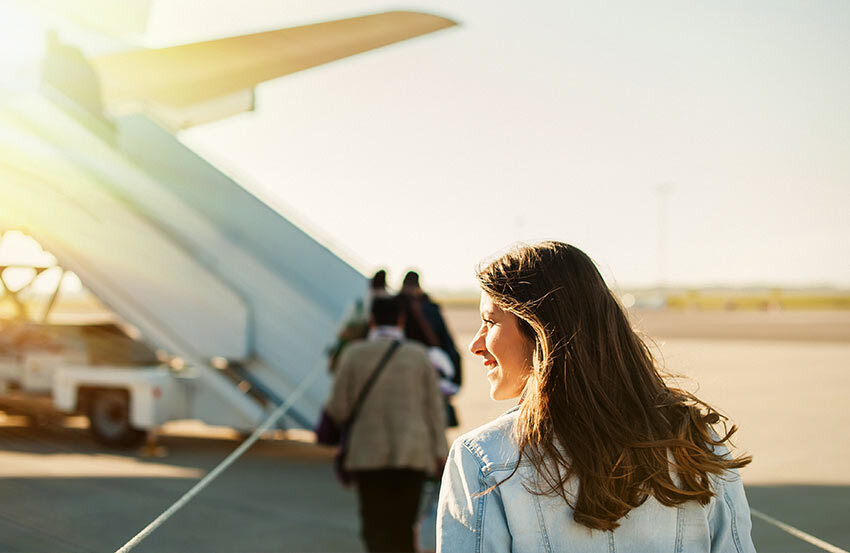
[0,3,457,446]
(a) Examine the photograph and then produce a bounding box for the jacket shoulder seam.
[460,438,489,470]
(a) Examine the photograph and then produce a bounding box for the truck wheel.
[87,389,145,447]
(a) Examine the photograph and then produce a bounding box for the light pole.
[656,183,672,303]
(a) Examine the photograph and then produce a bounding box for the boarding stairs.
[0,90,364,432]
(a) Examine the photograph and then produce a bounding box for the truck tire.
[87,389,145,447]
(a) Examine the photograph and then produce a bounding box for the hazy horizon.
[174,1,850,291]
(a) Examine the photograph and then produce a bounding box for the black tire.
[87,389,146,447]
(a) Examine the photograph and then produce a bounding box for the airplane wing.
[90,11,456,128]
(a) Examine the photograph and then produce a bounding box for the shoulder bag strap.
[345,339,401,428]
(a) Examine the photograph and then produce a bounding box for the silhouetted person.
[370,269,389,297]
[328,269,390,371]
[399,271,462,389]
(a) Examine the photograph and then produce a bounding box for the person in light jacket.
[328,295,448,552]
[437,241,756,553]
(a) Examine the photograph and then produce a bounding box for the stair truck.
[0,11,456,445]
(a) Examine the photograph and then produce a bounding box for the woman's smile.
[469,291,533,400]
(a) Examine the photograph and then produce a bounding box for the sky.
[5,0,850,292]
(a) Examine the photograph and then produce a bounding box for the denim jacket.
[437,407,756,553]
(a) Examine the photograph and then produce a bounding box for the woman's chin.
[490,384,524,401]
[490,386,510,401]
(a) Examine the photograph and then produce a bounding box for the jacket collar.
[368,326,405,341]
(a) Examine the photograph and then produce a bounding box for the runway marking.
[751,508,849,553]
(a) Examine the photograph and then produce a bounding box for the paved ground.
[0,308,848,552]
[0,421,361,553]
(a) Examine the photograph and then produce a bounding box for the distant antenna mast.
[656,183,672,292]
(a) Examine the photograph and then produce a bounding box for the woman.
[437,241,755,552]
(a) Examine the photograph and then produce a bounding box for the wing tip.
[382,10,460,29]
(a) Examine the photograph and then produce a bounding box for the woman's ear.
[526,337,538,375]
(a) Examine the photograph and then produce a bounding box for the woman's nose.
[469,327,486,356]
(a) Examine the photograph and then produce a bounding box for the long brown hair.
[477,241,751,531]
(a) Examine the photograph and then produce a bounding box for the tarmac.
[0,307,848,552]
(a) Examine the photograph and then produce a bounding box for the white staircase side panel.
[0,97,249,362]
[116,115,366,318]
[109,117,364,425]
[1,93,365,427]
[109,116,368,425]
[0,96,268,429]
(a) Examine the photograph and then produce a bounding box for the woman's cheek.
[485,329,498,356]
